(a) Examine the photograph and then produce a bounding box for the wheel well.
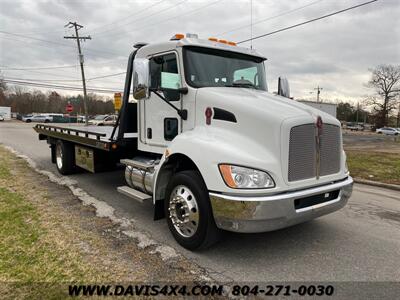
[153,153,202,220]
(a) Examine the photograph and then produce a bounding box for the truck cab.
[36,33,353,250]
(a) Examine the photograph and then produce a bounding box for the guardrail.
[35,124,107,141]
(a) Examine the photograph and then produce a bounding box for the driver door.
[144,52,182,148]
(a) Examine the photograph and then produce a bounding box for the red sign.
[66,104,73,113]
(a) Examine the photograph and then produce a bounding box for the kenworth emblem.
[315,116,323,179]
[316,116,323,136]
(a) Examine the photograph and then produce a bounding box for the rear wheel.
[55,140,75,175]
[164,170,220,250]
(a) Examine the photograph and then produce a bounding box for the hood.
[195,87,339,126]
[194,87,343,191]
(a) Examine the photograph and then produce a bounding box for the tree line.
[0,83,115,116]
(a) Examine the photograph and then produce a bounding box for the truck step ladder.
[117,186,152,203]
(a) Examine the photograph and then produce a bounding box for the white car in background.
[376,127,399,135]
[88,115,117,126]
[22,114,53,123]
[0,114,4,121]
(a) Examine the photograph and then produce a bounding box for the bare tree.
[0,74,7,106]
[365,64,400,127]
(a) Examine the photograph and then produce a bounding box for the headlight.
[218,164,275,189]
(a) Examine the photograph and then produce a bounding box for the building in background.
[298,100,337,118]
[0,106,11,120]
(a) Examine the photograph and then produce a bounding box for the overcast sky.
[0,0,399,103]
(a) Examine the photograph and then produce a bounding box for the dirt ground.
[343,131,400,154]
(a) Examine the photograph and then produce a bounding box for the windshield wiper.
[225,82,257,89]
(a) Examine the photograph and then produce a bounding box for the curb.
[353,178,400,191]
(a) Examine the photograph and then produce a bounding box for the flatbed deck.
[34,124,137,151]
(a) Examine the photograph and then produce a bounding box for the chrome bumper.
[209,176,353,233]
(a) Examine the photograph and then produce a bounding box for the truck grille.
[288,124,341,182]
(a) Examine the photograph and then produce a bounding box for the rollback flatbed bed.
[34,123,137,151]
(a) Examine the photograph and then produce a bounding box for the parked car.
[376,127,399,135]
[346,122,363,131]
[0,114,4,121]
[22,114,52,123]
[88,115,117,126]
[77,115,87,123]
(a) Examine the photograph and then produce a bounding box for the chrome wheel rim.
[168,185,199,238]
[56,144,63,170]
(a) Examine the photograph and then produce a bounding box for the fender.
[153,125,281,205]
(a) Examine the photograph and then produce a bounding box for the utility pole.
[397,102,400,128]
[356,102,359,124]
[314,86,323,103]
[64,22,91,126]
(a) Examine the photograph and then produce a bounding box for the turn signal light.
[228,41,237,46]
[171,33,185,41]
[218,39,228,44]
[208,37,218,42]
[219,165,237,188]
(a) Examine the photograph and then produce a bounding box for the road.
[1,121,400,282]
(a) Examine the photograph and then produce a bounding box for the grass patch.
[0,160,11,179]
[347,151,400,185]
[0,149,100,298]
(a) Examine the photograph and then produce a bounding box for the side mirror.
[278,77,290,98]
[132,58,150,100]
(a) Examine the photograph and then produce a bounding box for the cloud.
[0,0,399,100]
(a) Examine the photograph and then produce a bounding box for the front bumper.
[209,176,353,233]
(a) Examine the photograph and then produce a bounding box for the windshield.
[183,46,267,90]
[94,115,106,120]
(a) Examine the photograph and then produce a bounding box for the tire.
[55,140,75,175]
[26,119,31,123]
[44,119,50,123]
[164,170,220,250]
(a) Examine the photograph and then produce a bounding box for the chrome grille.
[288,123,341,182]
[320,124,341,176]
[288,124,316,182]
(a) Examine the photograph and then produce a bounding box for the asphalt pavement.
[1,121,399,282]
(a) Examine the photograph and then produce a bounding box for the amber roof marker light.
[170,33,185,41]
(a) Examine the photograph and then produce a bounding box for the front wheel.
[164,170,220,250]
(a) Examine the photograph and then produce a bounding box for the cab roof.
[135,37,267,60]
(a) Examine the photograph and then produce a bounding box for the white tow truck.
[35,33,353,250]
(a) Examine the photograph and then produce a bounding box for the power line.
[86,72,126,81]
[3,79,123,94]
[0,65,78,70]
[0,30,118,57]
[237,0,378,44]
[94,0,189,37]
[3,72,126,82]
[98,0,221,40]
[2,77,123,90]
[216,0,325,37]
[1,67,80,80]
[89,0,168,34]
